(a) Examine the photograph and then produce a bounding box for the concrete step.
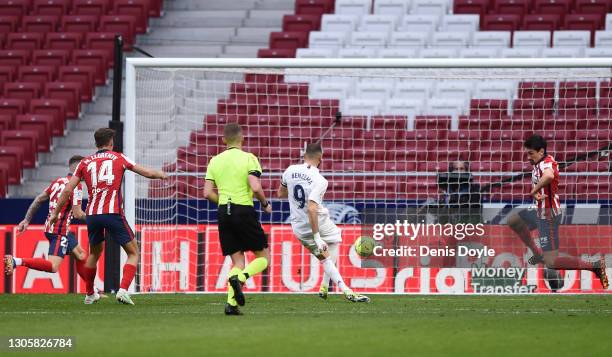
[138,28,236,46]
[166,0,258,11]
[255,0,295,10]
[231,27,278,45]
[150,10,247,27]
[137,45,224,58]
[223,45,262,57]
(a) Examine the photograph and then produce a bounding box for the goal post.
[125,58,612,294]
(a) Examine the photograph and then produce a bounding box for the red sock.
[516,225,542,256]
[551,257,593,270]
[120,263,137,290]
[82,266,97,295]
[21,258,53,272]
[75,259,87,282]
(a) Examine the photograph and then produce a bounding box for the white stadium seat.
[338,47,378,58]
[434,81,474,99]
[419,47,458,58]
[606,14,612,30]
[394,80,434,99]
[321,14,360,32]
[384,98,424,117]
[359,15,398,33]
[308,31,348,48]
[440,14,479,33]
[431,31,471,47]
[374,0,412,19]
[356,81,395,100]
[349,31,389,46]
[553,31,590,47]
[513,31,551,47]
[335,0,372,16]
[595,31,612,47]
[585,47,612,57]
[389,31,430,47]
[425,98,467,117]
[309,81,354,99]
[296,48,337,58]
[500,47,541,58]
[471,31,511,47]
[411,0,448,15]
[541,47,584,58]
[343,97,383,116]
[378,47,419,58]
[474,81,517,100]
[399,15,440,32]
[459,47,500,58]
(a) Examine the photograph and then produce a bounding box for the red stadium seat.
[494,0,530,16]
[32,0,70,16]
[0,15,20,33]
[45,32,84,50]
[148,0,162,17]
[0,50,31,66]
[32,49,69,66]
[257,48,296,58]
[521,14,560,31]
[72,0,110,16]
[71,49,110,85]
[414,116,451,130]
[58,65,96,102]
[453,0,489,20]
[534,0,572,20]
[574,0,609,15]
[512,99,554,118]
[599,81,612,98]
[518,81,555,99]
[0,98,26,121]
[299,99,339,117]
[597,98,612,117]
[583,117,611,130]
[0,145,25,184]
[295,0,334,16]
[244,73,284,83]
[469,99,509,119]
[257,95,301,116]
[0,114,14,130]
[564,14,603,45]
[113,0,150,34]
[371,115,409,130]
[559,98,598,119]
[60,15,99,33]
[83,32,115,66]
[30,98,67,135]
[0,130,39,168]
[18,65,56,84]
[6,32,45,50]
[0,162,8,198]
[483,14,521,31]
[0,0,31,18]
[45,82,82,119]
[282,14,321,32]
[16,114,54,150]
[558,81,596,99]
[3,82,42,106]
[0,66,17,94]
[373,161,417,172]
[21,15,60,33]
[99,15,137,50]
[270,32,309,50]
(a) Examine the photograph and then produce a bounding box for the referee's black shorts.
[217,204,268,256]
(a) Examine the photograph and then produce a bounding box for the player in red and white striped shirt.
[4,156,89,282]
[509,134,608,290]
[49,128,167,305]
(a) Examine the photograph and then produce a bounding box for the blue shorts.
[86,214,135,247]
[45,232,78,258]
[517,208,561,252]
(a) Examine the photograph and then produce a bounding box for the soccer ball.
[354,236,376,257]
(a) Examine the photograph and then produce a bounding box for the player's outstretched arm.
[277,184,288,198]
[130,164,168,180]
[72,204,86,220]
[18,190,50,234]
[203,180,219,204]
[49,175,80,226]
[248,175,272,214]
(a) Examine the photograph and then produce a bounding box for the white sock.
[321,257,348,292]
[321,243,339,290]
[14,257,22,266]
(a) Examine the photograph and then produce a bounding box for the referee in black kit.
[203,123,272,316]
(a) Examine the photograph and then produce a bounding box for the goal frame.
[124,57,612,231]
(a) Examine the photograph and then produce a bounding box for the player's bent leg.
[310,246,370,303]
[116,240,139,305]
[82,242,103,303]
[48,255,63,273]
[319,243,339,300]
[508,211,543,264]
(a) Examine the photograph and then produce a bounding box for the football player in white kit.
[278,143,370,302]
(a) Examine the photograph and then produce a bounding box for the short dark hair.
[94,128,115,148]
[68,155,84,167]
[305,142,323,158]
[223,123,242,144]
[524,134,547,154]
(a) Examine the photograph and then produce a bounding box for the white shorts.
[292,218,342,254]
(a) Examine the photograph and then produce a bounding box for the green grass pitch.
[0,294,610,357]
